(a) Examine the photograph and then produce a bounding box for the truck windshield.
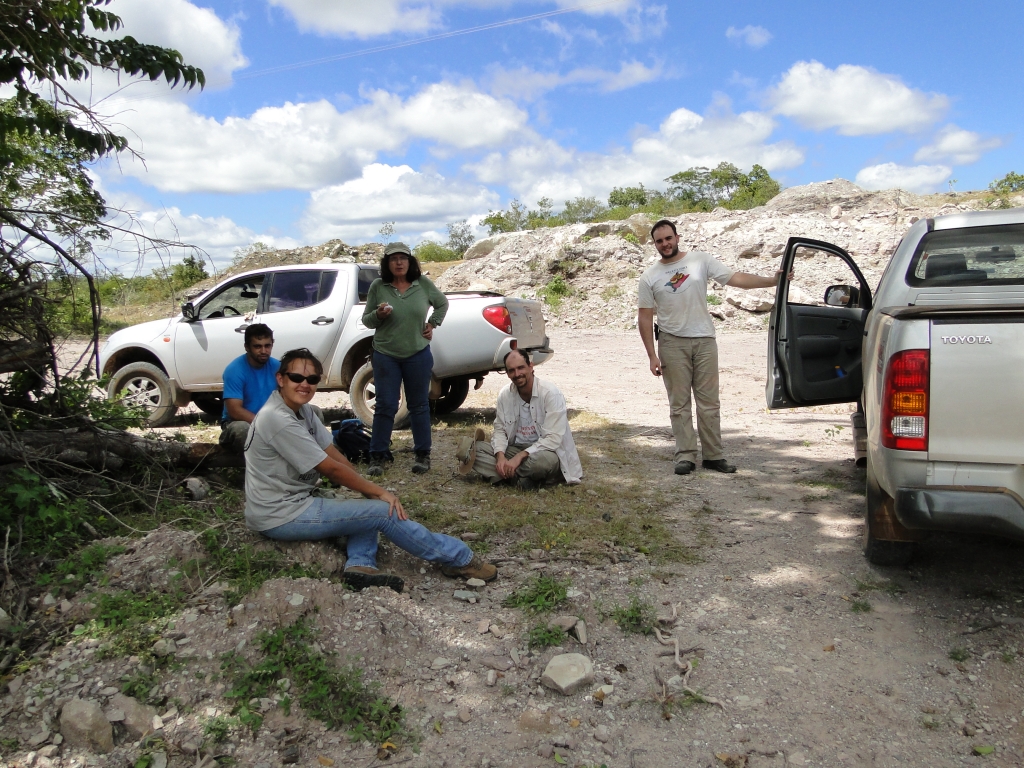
[906,223,1024,287]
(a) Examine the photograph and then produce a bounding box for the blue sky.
[72,0,1022,269]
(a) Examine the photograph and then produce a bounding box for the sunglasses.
[284,372,321,385]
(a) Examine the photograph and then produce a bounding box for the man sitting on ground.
[459,348,582,489]
[219,324,279,452]
[220,323,322,452]
[245,347,496,591]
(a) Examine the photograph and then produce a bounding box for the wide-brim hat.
[384,241,412,257]
[457,428,487,475]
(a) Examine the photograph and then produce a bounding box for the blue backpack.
[332,419,372,463]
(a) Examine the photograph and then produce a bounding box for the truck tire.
[349,362,410,430]
[863,458,916,567]
[107,362,178,428]
[192,393,224,420]
[431,377,470,415]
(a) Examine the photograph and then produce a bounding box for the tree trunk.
[0,428,244,470]
[0,338,50,375]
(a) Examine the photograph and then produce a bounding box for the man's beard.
[661,245,679,259]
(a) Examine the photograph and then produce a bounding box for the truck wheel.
[863,458,916,566]
[107,362,178,428]
[349,362,410,430]
[431,378,470,415]
[192,393,224,420]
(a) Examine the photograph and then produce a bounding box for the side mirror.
[181,302,197,321]
[824,285,859,307]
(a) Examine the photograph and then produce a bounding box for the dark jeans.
[370,346,433,455]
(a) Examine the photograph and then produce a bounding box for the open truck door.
[766,237,872,409]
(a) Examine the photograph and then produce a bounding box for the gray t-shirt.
[638,251,734,338]
[243,390,333,531]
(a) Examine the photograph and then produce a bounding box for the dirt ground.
[11,328,1024,768]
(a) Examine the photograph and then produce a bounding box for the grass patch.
[600,284,622,301]
[85,589,186,658]
[196,528,323,604]
[36,542,125,592]
[204,715,240,744]
[528,623,567,649]
[850,599,872,614]
[606,594,657,635]
[504,575,569,614]
[221,616,405,744]
[949,647,971,662]
[537,275,573,308]
[706,293,722,306]
[120,670,162,703]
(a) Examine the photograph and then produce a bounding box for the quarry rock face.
[437,180,1016,331]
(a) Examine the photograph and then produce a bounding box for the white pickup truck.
[766,208,1024,565]
[100,263,552,427]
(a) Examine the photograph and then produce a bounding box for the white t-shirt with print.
[638,251,734,338]
[514,399,539,446]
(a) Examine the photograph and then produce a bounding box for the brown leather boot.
[441,555,497,582]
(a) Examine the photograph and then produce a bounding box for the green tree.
[0,0,205,376]
[990,172,1024,195]
[445,220,475,256]
[608,184,648,209]
[665,162,780,211]
[561,196,606,223]
[482,199,529,234]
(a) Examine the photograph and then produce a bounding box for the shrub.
[537,275,573,307]
[413,241,460,263]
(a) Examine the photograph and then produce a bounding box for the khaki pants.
[658,334,723,463]
[470,442,564,486]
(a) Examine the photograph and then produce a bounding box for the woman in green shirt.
[362,242,449,475]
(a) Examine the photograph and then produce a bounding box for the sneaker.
[411,451,431,474]
[343,566,404,593]
[440,555,498,582]
[674,460,696,475]
[702,459,737,474]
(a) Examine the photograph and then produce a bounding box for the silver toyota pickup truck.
[100,263,551,427]
[766,208,1024,565]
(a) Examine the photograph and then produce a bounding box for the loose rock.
[61,698,114,754]
[540,654,595,695]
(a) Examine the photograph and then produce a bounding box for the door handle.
[311,316,335,326]
[234,324,250,334]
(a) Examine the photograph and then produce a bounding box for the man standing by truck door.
[638,219,781,476]
[220,324,280,452]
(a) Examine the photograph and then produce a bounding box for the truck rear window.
[906,223,1024,287]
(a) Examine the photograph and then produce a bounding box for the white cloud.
[768,61,948,136]
[855,162,951,193]
[914,124,1003,165]
[726,25,772,49]
[300,164,499,243]
[488,61,662,101]
[103,82,528,193]
[470,102,803,204]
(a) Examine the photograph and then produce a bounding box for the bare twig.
[653,626,726,709]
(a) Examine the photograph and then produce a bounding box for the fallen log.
[0,338,50,375]
[0,428,244,470]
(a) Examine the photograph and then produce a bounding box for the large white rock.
[464,233,511,260]
[541,653,594,695]
[109,693,158,739]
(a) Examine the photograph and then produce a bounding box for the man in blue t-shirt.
[219,324,281,452]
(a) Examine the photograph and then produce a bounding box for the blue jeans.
[370,346,433,454]
[262,496,472,570]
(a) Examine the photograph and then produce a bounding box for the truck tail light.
[483,305,512,334]
[881,349,929,451]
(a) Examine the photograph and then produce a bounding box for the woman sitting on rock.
[243,347,495,591]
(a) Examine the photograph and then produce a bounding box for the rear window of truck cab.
[906,223,1024,287]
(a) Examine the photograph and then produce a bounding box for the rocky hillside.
[436,180,1022,332]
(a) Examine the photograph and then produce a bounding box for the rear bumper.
[895,487,1024,540]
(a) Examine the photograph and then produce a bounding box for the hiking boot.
[702,459,737,474]
[441,555,498,582]
[674,460,696,475]
[411,451,431,474]
[343,566,404,593]
[366,451,393,477]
